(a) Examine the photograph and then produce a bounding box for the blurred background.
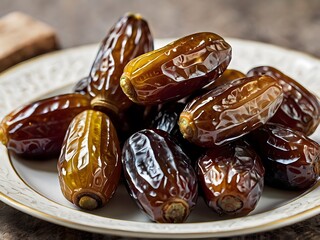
[1,0,320,57]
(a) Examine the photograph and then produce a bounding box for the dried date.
[73,76,89,95]
[151,102,204,162]
[197,141,264,216]
[179,76,283,147]
[247,123,320,190]
[88,13,154,116]
[247,66,320,135]
[0,93,91,158]
[57,110,121,210]
[122,129,198,223]
[204,69,246,91]
[120,32,232,104]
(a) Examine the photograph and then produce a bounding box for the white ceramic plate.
[0,39,319,238]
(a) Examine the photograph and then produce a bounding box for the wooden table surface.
[1,0,320,239]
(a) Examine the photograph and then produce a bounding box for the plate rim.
[0,38,319,238]
[0,176,319,238]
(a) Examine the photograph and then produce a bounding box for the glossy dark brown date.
[247,123,320,190]
[117,103,159,145]
[197,141,265,216]
[122,129,198,223]
[57,110,121,210]
[73,76,89,95]
[120,32,232,104]
[151,102,184,134]
[247,66,320,135]
[87,13,153,115]
[0,93,91,158]
[179,76,283,147]
[151,101,204,162]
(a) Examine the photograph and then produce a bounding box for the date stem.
[178,115,195,140]
[162,198,189,223]
[120,75,136,103]
[126,12,142,20]
[91,97,119,116]
[217,195,243,213]
[76,194,102,210]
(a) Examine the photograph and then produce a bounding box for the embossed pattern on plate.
[0,39,319,238]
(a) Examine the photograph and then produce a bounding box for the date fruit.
[179,76,283,147]
[57,110,121,210]
[197,141,265,216]
[117,103,159,145]
[151,101,204,162]
[73,76,89,95]
[0,93,91,158]
[120,32,232,104]
[247,66,320,135]
[247,123,320,190]
[151,102,185,134]
[204,69,246,90]
[88,13,154,116]
[122,129,198,223]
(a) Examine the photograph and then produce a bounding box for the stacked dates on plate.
[0,13,319,223]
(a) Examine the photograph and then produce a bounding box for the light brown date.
[120,32,232,105]
[179,76,283,147]
[57,110,121,210]
[88,13,154,116]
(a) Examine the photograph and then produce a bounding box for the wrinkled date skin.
[73,76,89,95]
[247,123,320,190]
[151,102,185,134]
[57,110,121,210]
[120,32,232,105]
[87,13,154,115]
[122,129,198,223]
[204,69,246,91]
[0,93,91,158]
[247,66,320,135]
[117,103,159,145]
[197,141,265,216]
[179,76,283,147]
[151,102,204,162]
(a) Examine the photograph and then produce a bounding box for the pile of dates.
[0,13,319,223]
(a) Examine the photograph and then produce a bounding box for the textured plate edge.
[1,188,319,239]
[0,39,319,238]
